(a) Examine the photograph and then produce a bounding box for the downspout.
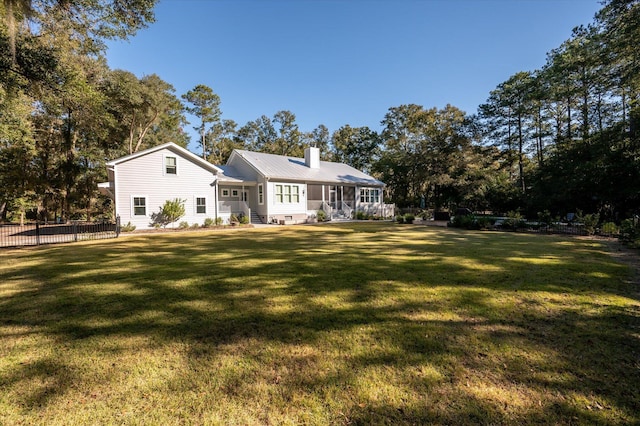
[265,177,270,222]
[113,166,118,221]
[213,176,218,223]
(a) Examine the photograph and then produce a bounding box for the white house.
[99,142,392,229]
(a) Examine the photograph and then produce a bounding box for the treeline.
[1,0,639,224]
[476,0,640,221]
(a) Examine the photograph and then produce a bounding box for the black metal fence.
[494,222,619,238]
[0,217,120,248]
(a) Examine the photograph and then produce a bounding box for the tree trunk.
[517,113,525,193]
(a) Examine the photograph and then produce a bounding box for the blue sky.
[106,0,602,153]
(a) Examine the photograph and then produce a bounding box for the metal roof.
[232,150,384,186]
[217,165,255,185]
[106,142,222,174]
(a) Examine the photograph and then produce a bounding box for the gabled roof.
[106,142,223,174]
[230,150,384,186]
[217,165,256,184]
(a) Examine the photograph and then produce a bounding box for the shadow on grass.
[0,223,638,424]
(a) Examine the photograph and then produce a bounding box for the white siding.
[268,181,307,217]
[115,148,217,229]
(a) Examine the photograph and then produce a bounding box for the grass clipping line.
[0,223,638,425]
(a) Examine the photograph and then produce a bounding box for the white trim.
[107,142,223,174]
[221,188,230,197]
[131,195,149,217]
[274,183,302,204]
[194,195,207,215]
[164,154,178,176]
[113,167,119,219]
[258,183,264,205]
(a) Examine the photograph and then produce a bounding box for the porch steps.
[250,210,263,224]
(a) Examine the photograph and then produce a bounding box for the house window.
[275,184,299,204]
[133,197,146,216]
[196,197,206,214]
[292,185,299,203]
[231,189,238,197]
[360,188,380,203]
[258,184,264,205]
[165,156,177,174]
[221,189,229,197]
[284,185,291,203]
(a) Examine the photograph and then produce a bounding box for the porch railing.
[340,201,353,219]
[219,200,251,221]
[357,203,396,218]
[322,201,333,220]
[239,201,251,220]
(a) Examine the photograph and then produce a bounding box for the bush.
[120,221,136,232]
[178,221,189,229]
[504,211,525,231]
[476,216,492,230]
[619,218,640,247]
[403,213,415,224]
[601,222,619,235]
[395,215,404,224]
[152,198,186,228]
[537,210,553,226]
[215,217,223,226]
[419,209,433,220]
[577,211,600,235]
[356,211,367,220]
[451,214,478,230]
[203,217,215,228]
[317,210,327,222]
[229,213,239,223]
[240,215,250,224]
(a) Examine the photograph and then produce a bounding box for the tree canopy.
[1,0,639,224]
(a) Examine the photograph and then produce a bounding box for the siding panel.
[115,148,217,229]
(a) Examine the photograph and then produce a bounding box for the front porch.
[306,184,395,220]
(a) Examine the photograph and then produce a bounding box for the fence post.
[73,222,78,242]
[116,215,121,237]
[35,222,41,245]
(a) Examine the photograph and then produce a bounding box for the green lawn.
[1,223,639,425]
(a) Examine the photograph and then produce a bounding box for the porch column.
[355,186,359,211]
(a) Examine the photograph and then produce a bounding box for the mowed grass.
[1,223,639,425]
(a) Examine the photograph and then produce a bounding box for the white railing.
[384,203,396,218]
[322,201,332,220]
[219,200,251,217]
[340,201,353,219]
[219,200,239,213]
[357,203,396,219]
[240,201,251,219]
